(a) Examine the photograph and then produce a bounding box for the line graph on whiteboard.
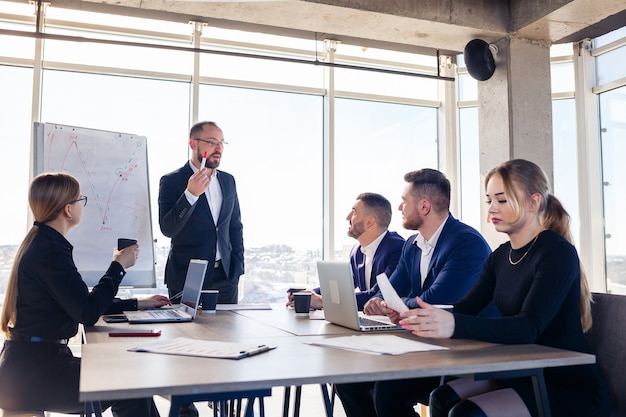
[44,128,146,227]
[39,123,155,287]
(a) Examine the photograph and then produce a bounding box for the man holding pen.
[158,121,244,308]
[159,123,243,417]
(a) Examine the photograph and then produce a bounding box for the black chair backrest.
[586,292,626,417]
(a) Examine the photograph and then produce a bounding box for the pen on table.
[241,345,273,357]
[201,151,207,168]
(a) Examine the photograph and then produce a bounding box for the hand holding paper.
[376,273,409,313]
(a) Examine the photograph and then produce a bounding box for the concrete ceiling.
[37,0,626,55]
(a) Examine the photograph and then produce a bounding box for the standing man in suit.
[159,121,243,306]
[159,121,243,417]
[335,168,496,417]
[287,192,405,310]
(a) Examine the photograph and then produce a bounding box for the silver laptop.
[317,260,402,332]
[123,259,208,324]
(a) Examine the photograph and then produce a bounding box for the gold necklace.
[508,234,539,266]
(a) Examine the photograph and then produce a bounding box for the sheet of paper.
[376,273,409,313]
[130,337,275,359]
[306,335,448,355]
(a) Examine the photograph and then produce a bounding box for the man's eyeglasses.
[57,195,88,212]
[194,138,228,148]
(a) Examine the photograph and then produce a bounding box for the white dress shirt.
[360,230,387,290]
[185,161,223,260]
[414,214,448,286]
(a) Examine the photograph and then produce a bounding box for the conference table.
[80,304,595,417]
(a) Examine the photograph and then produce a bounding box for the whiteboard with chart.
[33,122,155,288]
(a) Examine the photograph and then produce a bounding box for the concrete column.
[478,37,553,246]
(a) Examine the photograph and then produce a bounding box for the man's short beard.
[403,218,422,231]
[347,222,364,239]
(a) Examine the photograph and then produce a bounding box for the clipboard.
[129,337,277,360]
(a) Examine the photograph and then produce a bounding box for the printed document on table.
[376,273,409,313]
[306,335,448,355]
[129,337,276,359]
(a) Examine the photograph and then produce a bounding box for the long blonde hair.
[485,159,592,332]
[1,173,80,335]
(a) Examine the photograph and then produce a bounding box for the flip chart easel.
[32,122,156,288]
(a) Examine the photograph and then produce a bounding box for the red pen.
[201,151,207,168]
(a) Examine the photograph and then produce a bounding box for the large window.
[199,85,324,301]
[458,107,481,231]
[596,26,626,294]
[4,0,623,300]
[549,45,579,248]
[0,1,440,303]
[333,98,438,258]
[0,64,32,284]
[552,98,579,247]
[600,86,626,293]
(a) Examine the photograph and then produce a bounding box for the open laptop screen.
[180,259,208,310]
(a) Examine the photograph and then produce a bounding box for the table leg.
[282,386,292,417]
[320,384,334,417]
[530,369,550,417]
[84,401,103,417]
[294,386,302,417]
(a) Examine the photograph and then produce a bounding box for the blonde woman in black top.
[0,172,162,416]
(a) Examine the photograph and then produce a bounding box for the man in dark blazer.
[287,192,405,310]
[335,168,496,417]
[158,121,243,306]
[345,192,405,310]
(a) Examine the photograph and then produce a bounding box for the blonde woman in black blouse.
[0,172,162,416]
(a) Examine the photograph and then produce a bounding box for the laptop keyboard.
[149,309,186,318]
[359,316,390,327]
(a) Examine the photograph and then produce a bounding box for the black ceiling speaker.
[464,39,497,81]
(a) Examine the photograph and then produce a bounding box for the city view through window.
[1,2,626,303]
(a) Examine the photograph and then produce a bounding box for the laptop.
[317,260,402,332]
[123,259,208,324]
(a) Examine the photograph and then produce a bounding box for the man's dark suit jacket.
[349,231,405,310]
[381,215,496,312]
[158,162,244,292]
[314,231,405,310]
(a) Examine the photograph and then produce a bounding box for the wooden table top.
[80,305,595,402]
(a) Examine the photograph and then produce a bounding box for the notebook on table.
[123,259,208,324]
[317,260,402,332]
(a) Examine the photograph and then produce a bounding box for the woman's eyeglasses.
[72,195,88,207]
[57,195,88,212]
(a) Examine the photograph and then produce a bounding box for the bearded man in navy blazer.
[159,121,243,306]
[287,192,405,310]
[345,192,406,310]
